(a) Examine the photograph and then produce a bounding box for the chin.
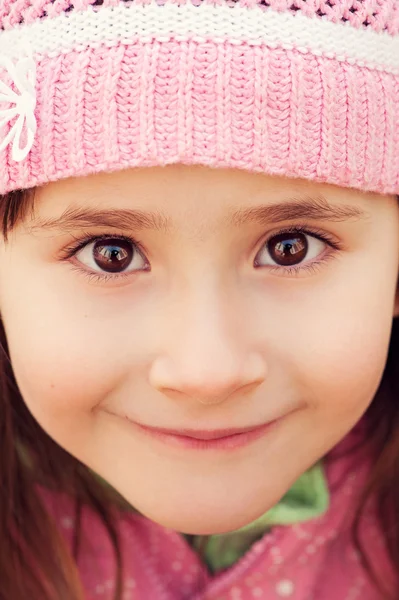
[134,501,268,535]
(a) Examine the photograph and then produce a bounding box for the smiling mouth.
[126,418,281,450]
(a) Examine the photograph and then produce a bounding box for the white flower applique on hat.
[0,40,37,162]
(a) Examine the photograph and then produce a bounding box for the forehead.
[31,164,375,235]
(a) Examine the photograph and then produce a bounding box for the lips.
[130,418,279,450]
[102,407,281,451]
[136,423,270,440]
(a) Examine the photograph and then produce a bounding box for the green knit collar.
[184,460,329,573]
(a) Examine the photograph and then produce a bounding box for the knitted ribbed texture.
[0,0,398,195]
[1,0,399,34]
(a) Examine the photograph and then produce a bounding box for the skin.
[0,164,398,535]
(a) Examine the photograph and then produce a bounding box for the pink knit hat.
[0,0,398,196]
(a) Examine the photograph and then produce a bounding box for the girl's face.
[0,164,398,534]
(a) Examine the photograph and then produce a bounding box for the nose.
[148,290,267,406]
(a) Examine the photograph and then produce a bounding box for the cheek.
[0,292,133,442]
[301,316,388,418]
[7,326,111,437]
[0,253,161,453]
[283,270,395,421]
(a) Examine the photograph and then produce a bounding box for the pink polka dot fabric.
[0,0,398,196]
[40,420,396,599]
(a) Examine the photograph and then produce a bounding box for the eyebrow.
[31,195,367,233]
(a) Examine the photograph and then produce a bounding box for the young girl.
[0,0,399,598]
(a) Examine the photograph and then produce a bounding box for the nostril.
[148,352,267,406]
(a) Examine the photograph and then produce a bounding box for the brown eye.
[255,230,327,270]
[75,237,147,275]
[268,232,308,266]
[93,239,134,273]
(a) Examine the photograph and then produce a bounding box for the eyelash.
[60,224,343,283]
[256,224,343,278]
[59,233,147,284]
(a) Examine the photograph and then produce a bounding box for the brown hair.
[0,188,398,599]
[0,189,125,600]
